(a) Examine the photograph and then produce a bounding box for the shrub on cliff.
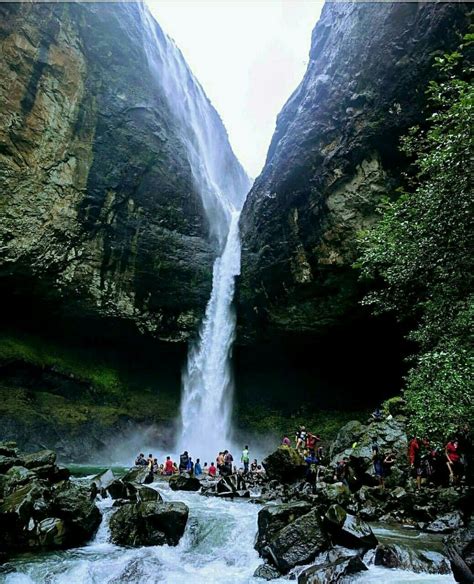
[357,35,474,441]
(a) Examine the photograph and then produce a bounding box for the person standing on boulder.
[208,461,217,477]
[224,450,234,475]
[164,456,174,476]
[179,450,189,473]
[241,445,250,474]
[195,458,202,476]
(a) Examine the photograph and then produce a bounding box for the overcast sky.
[147,1,323,178]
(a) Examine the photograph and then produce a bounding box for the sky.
[147,0,324,178]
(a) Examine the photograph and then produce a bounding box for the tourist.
[306,432,321,454]
[208,461,217,477]
[317,445,324,462]
[195,458,202,476]
[147,453,154,470]
[172,462,179,474]
[159,463,164,475]
[445,437,462,485]
[241,445,250,474]
[152,458,159,473]
[373,449,385,490]
[295,426,307,452]
[164,456,174,476]
[335,457,349,488]
[250,458,258,473]
[256,465,266,476]
[216,452,225,474]
[224,450,234,475]
[187,456,194,475]
[370,407,383,422]
[282,435,291,446]
[179,450,189,473]
[135,453,147,467]
[305,450,318,483]
[203,462,208,474]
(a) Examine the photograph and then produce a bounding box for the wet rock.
[106,479,129,500]
[298,554,367,583]
[135,485,161,503]
[0,442,19,457]
[91,469,115,490]
[22,450,56,470]
[0,455,23,474]
[169,474,201,492]
[2,466,37,495]
[121,468,154,485]
[253,563,281,580]
[324,504,378,549]
[444,520,474,583]
[36,517,67,547]
[52,482,102,546]
[426,511,464,534]
[264,509,329,574]
[109,501,189,547]
[374,543,451,574]
[255,502,312,553]
[262,446,306,483]
[314,482,350,505]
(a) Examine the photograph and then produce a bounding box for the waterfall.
[138,5,251,460]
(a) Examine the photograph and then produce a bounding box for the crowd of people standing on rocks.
[134,445,266,479]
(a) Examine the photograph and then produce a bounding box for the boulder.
[22,450,56,470]
[135,485,161,503]
[109,501,189,547]
[329,421,367,458]
[169,474,201,492]
[0,442,19,457]
[121,467,154,485]
[255,502,312,553]
[35,517,67,547]
[91,469,115,490]
[262,446,306,483]
[2,466,37,495]
[298,555,367,583]
[426,511,464,534]
[106,479,129,500]
[324,504,378,549]
[315,482,350,505]
[444,520,474,584]
[374,543,451,574]
[264,509,329,574]
[0,455,23,474]
[253,563,281,580]
[51,482,102,545]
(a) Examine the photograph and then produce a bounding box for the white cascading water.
[137,5,251,460]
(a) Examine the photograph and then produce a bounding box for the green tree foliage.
[357,36,474,441]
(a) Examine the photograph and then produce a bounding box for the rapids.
[2,474,456,584]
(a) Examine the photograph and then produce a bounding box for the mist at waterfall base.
[134,5,251,463]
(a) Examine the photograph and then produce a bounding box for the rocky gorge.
[0,1,471,456]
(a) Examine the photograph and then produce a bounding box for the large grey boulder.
[323,504,378,549]
[374,543,451,574]
[121,468,154,485]
[255,502,312,553]
[426,511,464,534]
[262,446,306,483]
[298,554,367,583]
[109,501,189,547]
[169,474,201,492]
[263,509,329,574]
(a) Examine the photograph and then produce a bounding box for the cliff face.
[239,2,470,341]
[0,2,248,343]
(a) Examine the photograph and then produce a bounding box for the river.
[2,471,456,584]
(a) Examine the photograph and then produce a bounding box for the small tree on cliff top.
[357,35,474,441]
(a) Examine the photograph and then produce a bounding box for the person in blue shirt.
[305,451,319,482]
[186,457,194,475]
[194,458,202,477]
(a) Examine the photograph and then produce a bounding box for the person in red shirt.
[164,456,174,476]
[208,462,217,477]
[408,437,420,466]
[445,438,462,484]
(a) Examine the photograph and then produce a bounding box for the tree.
[357,35,474,441]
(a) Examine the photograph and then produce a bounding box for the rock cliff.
[239,2,470,341]
[0,2,248,343]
